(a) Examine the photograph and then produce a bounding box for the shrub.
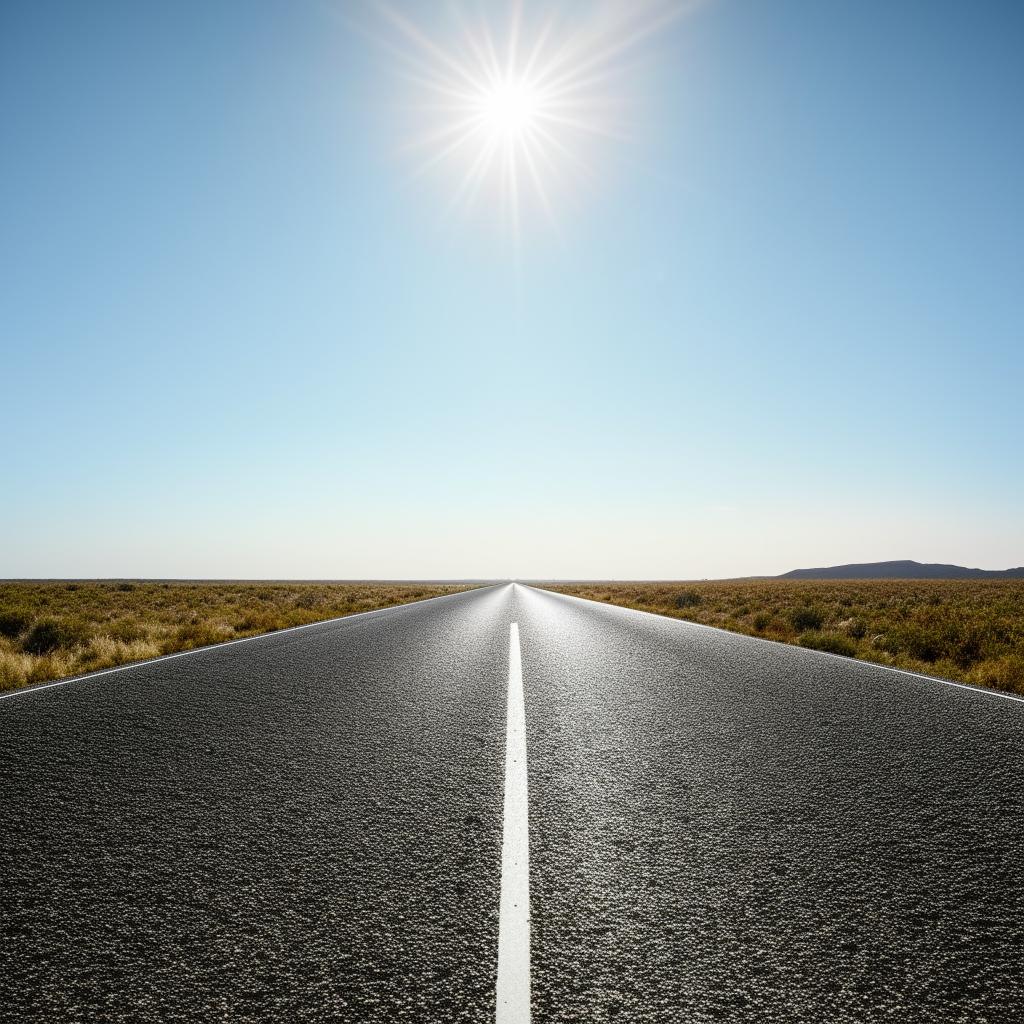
[234,611,281,633]
[890,626,944,663]
[108,619,142,643]
[174,622,229,647]
[23,619,87,655]
[790,606,824,631]
[970,654,1024,693]
[675,590,702,609]
[847,618,867,640]
[752,612,771,632]
[799,632,857,657]
[950,626,985,668]
[0,610,30,639]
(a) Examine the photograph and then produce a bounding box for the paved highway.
[1,583,1021,1022]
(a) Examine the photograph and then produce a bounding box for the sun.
[476,77,543,141]
[374,1,685,238]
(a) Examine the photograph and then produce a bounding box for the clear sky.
[2,0,1022,579]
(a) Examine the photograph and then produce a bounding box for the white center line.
[496,621,531,1023]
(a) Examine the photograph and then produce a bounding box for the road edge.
[525,584,1024,706]
[0,584,497,702]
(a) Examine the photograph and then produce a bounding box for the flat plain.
[3,583,1021,1022]
[0,581,475,691]
[541,579,1024,695]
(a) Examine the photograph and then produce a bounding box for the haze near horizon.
[2,0,1021,579]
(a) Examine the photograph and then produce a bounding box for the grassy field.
[541,580,1024,695]
[0,581,477,692]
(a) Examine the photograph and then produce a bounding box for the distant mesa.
[779,559,1024,580]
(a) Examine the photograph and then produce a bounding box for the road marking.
[531,586,1024,706]
[0,587,494,703]
[496,622,531,1023]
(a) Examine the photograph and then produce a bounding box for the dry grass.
[0,581,477,691]
[541,580,1024,695]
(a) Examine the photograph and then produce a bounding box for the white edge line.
[0,585,499,702]
[525,585,1024,706]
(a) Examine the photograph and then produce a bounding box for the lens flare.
[373,1,691,240]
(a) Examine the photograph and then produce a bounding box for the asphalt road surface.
[1,583,1021,1022]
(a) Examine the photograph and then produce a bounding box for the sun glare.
[478,77,542,140]
[375,1,687,239]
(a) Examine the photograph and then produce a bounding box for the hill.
[779,560,1024,580]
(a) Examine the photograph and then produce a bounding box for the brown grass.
[540,580,1024,695]
[0,581,477,691]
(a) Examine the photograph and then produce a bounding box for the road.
[1,583,1021,1022]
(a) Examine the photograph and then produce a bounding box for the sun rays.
[372,1,691,241]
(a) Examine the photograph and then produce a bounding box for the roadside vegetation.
[0,581,475,691]
[542,580,1024,695]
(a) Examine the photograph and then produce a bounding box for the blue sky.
[2,0,1022,579]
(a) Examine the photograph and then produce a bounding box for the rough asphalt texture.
[1,583,1022,1022]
